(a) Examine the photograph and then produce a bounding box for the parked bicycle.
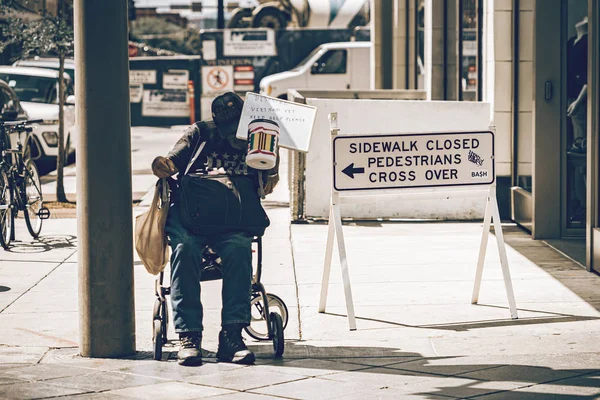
[0,113,50,249]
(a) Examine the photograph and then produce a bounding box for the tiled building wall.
[492,0,513,178]
[392,0,419,89]
[430,0,459,100]
[517,0,534,186]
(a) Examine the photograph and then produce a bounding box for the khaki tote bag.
[135,179,170,275]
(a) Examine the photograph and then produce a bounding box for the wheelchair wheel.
[153,319,163,361]
[160,301,169,344]
[270,312,284,358]
[245,293,288,341]
[152,298,161,321]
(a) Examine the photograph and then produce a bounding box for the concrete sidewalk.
[1,149,600,398]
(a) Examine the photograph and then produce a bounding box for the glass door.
[562,0,589,236]
[458,0,483,101]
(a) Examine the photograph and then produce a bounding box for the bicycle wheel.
[0,169,12,249]
[23,159,43,238]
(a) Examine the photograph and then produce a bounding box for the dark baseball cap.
[211,92,244,138]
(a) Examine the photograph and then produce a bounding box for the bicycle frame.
[0,118,48,243]
[1,124,41,209]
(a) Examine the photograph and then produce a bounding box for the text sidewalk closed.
[333,131,495,191]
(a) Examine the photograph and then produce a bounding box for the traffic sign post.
[320,112,518,331]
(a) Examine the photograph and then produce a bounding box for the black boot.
[216,325,255,365]
[178,332,202,366]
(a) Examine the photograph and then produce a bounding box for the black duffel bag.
[179,172,270,237]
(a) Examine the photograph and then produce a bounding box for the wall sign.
[130,84,143,103]
[130,70,157,85]
[163,70,189,90]
[202,66,234,95]
[223,29,276,57]
[142,89,189,117]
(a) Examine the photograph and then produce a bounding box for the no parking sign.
[201,66,233,95]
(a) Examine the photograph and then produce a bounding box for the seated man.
[151,92,279,366]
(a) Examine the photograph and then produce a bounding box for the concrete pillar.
[430,0,459,100]
[392,0,418,90]
[218,0,225,29]
[74,0,136,357]
[392,0,408,89]
[371,0,394,89]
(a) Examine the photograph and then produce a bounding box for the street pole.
[218,0,225,29]
[74,0,136,357]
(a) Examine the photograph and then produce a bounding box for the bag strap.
[258,171,266,200]
[157,178,169,209]
[184,139,207,176]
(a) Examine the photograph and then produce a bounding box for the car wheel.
[27,136,43,161]
[66,135,75,165]
[228,8,252,28]
[252,7,288,29]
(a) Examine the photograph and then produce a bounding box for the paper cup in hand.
[246,119,279,170]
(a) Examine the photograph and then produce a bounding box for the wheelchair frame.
[152,236,287,361]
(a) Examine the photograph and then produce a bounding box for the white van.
[259,41,371,99]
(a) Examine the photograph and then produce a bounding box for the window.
[0,90,11,114]
[0,88,18,114]
[0,74,57,104]
[311,50,347,75]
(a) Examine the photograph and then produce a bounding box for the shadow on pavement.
[321,308,600,332]
[4,234,77,254]
[100,342,600,399]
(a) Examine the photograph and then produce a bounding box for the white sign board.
[142,89,189,117]
[163,70,189,90]
[223,29,276,57]
[129,84,143,103]
[202,66,234,95]
[236,93,317,153]
[202,40,217,61]
[333,131,495,191]
[130,70,157,85]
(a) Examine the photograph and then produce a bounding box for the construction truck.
[228,0,370,30]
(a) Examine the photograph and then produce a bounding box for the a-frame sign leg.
[490,190,518,319]
[319,203,336,313]
[472,194,492,304]
[319,196,357,331]
[331,199,357,330]
[472,187,518,319]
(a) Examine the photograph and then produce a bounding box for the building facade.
[371,0,600,272]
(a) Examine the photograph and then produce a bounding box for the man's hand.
[264,174,279,196]
[152,156,178,178]
[567,100,580,117]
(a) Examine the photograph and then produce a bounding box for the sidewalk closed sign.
[333,131,494,191]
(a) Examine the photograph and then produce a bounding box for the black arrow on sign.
[342,163,365,179]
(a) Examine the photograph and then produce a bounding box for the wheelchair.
[152,236,288,361]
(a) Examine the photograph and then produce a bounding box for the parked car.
[0,79,31,159]
[13,57,76,86]
[0,79,29,122]
[0,66,77,164]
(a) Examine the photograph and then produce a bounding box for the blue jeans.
[165,202,253,335]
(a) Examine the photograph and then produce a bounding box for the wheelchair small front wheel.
[270,312,284,358]
[245,293,288,341]
[160,301,169,344]
[153,319,163,361]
